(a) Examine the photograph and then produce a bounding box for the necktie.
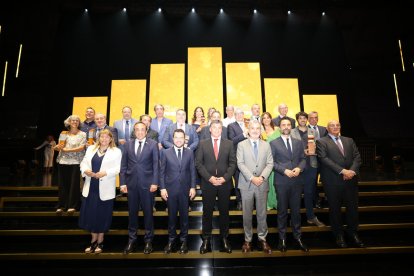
[125,120,130,141]
[136,141,142,157]
[286,138,293,159]
[335,137,344,156]
[177,148,182,163]
[96,128,102,139]
[214,138,219,160]
[253,141,258,160]
[313,126,319,139]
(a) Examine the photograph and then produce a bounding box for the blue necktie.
[286,138,293,159]
[125,120,130,141]
[253,141,258,160]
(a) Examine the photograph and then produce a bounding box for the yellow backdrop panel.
[226,63,262,116]
[302,94,339,127]
[149,64,185,121]
[109,80,147,126]
[72,97,108,118]
[188,47,223,118]
[264,78,301,120]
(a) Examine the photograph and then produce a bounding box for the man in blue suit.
[162,109,199,152]
[150,104,173,150]
[120,122,159,254]
[160,129,196,254]
[112,106,138,152]
[270,118,308,252]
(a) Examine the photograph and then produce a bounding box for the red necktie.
[214,138,219,160]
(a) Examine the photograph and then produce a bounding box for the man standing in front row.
[316,120,364,248]
[237,120,274,254]
[196,120,236,254]
[120,122,159,254]
[270,118,308,252]
[160,129,196,254]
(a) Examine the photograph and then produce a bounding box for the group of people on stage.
[52,102,364,255]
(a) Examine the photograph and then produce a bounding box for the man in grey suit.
[316,119,364,248]
[237,120,274,254]
[270,118,308,252]
[113,106,138,152]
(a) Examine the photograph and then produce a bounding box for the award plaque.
[307,133,316,155]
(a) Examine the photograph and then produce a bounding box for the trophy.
[244,118,250,128]
[88,129,95,145]
[58,131,68,147]
[307,133,316,155]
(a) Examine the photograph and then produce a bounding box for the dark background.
[0,0,413,169]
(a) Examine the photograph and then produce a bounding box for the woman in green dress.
[261,112,281,210]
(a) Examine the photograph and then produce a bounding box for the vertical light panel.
[264,78,301,120]
[188,47,223,117]
[72,97,108,118]
[302,95,339,127]
[109,80,146,126]
[226,63,262,116]
[149,64,185,121]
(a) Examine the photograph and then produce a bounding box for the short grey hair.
[64,115,81,128]
[248,119,261,129]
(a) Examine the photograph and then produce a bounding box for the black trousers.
[324,182,359,236]
[201,186,231,239]
[57,164,81,210]
[167,190,190,242]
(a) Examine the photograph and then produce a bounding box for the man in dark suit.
[196,120,237,254]
[94,113,119,146]
[162,109,199,151]
[138,114,159,142]
[270,118,308,252]
[199,111,228,140]
[120,122,159,254]
[272,103,296,128]
[160,129,196,254]
[227,108,248,210]
[316,119,364,248]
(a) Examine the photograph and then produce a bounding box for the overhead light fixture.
[123,8,126,12]
[322,12,325,16]
[158,8,162,12]
[191,8,195,13]
[84,9,88,13]
[253,9,257,14]
[220,8,223,13]
[288,10,291,14]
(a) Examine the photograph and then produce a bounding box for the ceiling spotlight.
[322,11,325,16]
[220,8,223,13]
[158,8,162,12]
[84,9,88,13]
[288,10,291,14]
[191,8,195,13]
[123,8,126,12]
[253,9,257,14]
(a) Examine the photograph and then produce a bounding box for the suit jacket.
[236,139,274,192]
[120,138,159,189]
[162,123,199,151]
[272,116,296,128]
[199,125,228,141]
[316,135,361,186]
[195,138,236,191]
[308,125,327,140]
[150,117,173,143]
[159,147,196,194]
[227,121,247,147]
[270,136,306,185]
[92,125,119,146]
[80,146,122,200]
[113,118,138,140]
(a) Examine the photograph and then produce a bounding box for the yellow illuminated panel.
[264,78,301,120]
[72,97,108,119]
[109,80,146,126]
[226,63,262,116]
[188,47,223,117]
[302,94,339,127]
[149,64,185,121]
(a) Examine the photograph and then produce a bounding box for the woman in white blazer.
[79,129,122,254]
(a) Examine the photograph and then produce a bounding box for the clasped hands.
[341,169,356,180]
[84,170,107,179]
[209,176,226,186]
[161,188,196,201]
[284,167,301,178]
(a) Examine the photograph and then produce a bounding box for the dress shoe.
[143,242,153,254]
[123,241,136,254]
[220,238,232,253]
[295,238,309,252]
[349,233,365,248]
[257,240,272,254]
[199,239,212,254]
[277,239,287,252]
[55,208,63,215]
[84,241,98,253]
[94,243,103,254]
[188,206,192,212]
[164,241,175,254]
[307,217,326,227]
[335,235,348,248]
[241,241,252,253]
[67,208,76,215]
[179,241,188,254]
[236,201,242,211]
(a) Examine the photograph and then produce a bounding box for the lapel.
[208,138,217,161]
[328,137,344,156]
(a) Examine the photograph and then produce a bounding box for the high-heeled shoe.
[95,243,104,254]
[85,241,98,253]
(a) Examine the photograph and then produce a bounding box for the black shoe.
[220,238,232,253]
[277,239,287,252]
[85,241,98,253]
[164,241,175,254]
[295,238,309,252]
[179,241,188,254]
[123,241,136,255]
[335,235,348,248]
[143,242,153,254]
[236,201,242,211]
[349,233,365,248]
[199,239,212,254]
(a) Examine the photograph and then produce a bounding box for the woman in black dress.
[79,129,122,253]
